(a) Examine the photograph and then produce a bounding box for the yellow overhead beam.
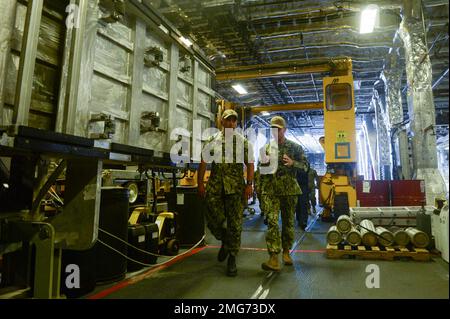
[250,102,323,113]
[217,65,330,81]
[216,57,352,81]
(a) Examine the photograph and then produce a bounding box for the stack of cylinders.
[360,219,378,246]
[346,227,362,246]
[336,215,353,234]
[375,227,395,247]
[391,227,410,246]
[405,227,430,248]
[327,226,343,245]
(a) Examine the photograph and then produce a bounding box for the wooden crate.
[326,244,431,261]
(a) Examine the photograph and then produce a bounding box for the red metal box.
[390,180,426,206]
[356,180,390,207]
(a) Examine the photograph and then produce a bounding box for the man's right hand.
[198,183,206,198]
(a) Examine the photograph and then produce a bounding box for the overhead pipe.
[432,68,449,89]
[247,22,397,39]
[239,3,397,22]
[239,0,448,15]
[254,26,397,40]
[259,42,392,55]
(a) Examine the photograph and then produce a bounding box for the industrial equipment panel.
[322,75,357,163]
[0,0,216,156]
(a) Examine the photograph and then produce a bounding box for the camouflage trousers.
[257,192,270,215]
[265,195,298,254]
[205,193,243,256]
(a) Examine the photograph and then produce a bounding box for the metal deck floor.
[85,205,449,299]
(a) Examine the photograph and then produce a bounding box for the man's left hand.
[282,154,294,167]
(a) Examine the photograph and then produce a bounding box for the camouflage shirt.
[259,139,307,196]
[202,131,254,195]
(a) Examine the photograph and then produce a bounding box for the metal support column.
[0,0,17,126]
[127,18,146,146]
[399,0,447,203]
[12,0,43,126]
[381,44,411,180]
[191,61,202,163]
[372,91,391,180]
[32,222,58,299]
[363,115,379,180]
[51,159,103,250]
[397,131,411,179]
[59,0,98,136]
[166,43,179,149]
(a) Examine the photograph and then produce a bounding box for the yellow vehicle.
[319,70,357,221]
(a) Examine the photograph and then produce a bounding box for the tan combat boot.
[261,253,281,271]
[282,249,293,266]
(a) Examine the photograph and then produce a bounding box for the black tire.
[166,239,180,256]
[126,182,139,204]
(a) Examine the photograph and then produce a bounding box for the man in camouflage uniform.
[296,161,310,230]
[197,109,254,277]
[307,166,318,215]
[255,163,270,224]
[259,116,308,271]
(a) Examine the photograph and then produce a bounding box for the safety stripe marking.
[206,245,325,253]
[87,247,206,299]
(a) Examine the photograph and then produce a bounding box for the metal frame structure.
[0,0,216,299]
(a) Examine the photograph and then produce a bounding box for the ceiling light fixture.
[360,5,379,34]
[232,84,248,95]
[158,25,169,34]
[179,36,193,47]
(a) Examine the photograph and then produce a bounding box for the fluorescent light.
[360,5,378,34]
[2,183,9,189]
[179,36,193,47]
[158,25,169,34]
[232,84,248,95]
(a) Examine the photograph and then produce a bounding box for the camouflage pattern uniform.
[307,168,318,212]
[255,164,271,216]
[260,139,308,254]
[203,131,254,256]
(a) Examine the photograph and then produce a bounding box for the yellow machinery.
[319,70,357,220]
[155,212,179,256]
[179,170,210,187]
[129,208,179,256]
[217,57,358,221]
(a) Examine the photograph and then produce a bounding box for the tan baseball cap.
[270,116,286,128]
[222,109,238,120]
